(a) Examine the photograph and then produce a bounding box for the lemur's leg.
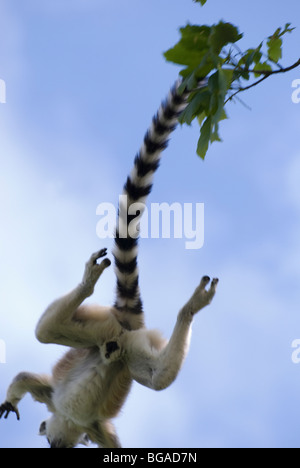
[35,249,120,348]
[0,372,53,420]
[127,276,218,391]
[87,420,121,449]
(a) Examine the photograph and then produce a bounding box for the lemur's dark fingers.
[102,258,112,268]
[91,249,108,265]
[0,402,20,421]
[97,248,108,259]
[0,403,7,419]
[199,276,211,290]
[207,278,219,299]
[198,276,219,292]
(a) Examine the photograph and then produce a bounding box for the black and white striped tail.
[112,80,205,316]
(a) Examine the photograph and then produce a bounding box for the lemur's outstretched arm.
[35,249,119,348]
[0,372,53,420]
[127,276,218,391]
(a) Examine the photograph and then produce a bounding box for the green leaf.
[208,68,232,121]
[275,23,295,39]
[179,90,210,125]
[282,23,296,35]
[179,53,215,80]
[178,72,198,93]
[193,0,207,4]
[210,123,222,143]
[267,37,282,63]
[164,18,296,159]
[197,111,207,127]
[208,21,243,54]
[218,108,228,122]
[182,51,220,79]
[164,42,206,68]
[239,46,263,69]
[164,24,211,74]
[219,68,234,92]
[164,22,241,76]
[266,23,295,63]
[197,117,212,159]
[253,61,273,77]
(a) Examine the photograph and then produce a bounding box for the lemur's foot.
[82,249,111,295]
[189,276,219,315]
[0,401,20,421]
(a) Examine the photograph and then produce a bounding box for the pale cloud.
[0,115,116,366]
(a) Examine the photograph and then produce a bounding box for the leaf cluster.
[164,21,296,158]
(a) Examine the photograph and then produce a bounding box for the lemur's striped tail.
[112,80,205,317]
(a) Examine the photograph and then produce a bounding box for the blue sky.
[0,0,300,448]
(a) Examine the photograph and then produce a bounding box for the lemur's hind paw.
[190,276,219,315]
[0,402,20,421]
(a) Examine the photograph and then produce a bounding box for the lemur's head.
[39,415,89,448]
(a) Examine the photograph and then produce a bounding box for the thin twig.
[225,75,269,104]
[225,58,300,104]
[240,57,300,76]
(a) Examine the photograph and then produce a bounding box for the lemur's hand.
[0,401,20,421]
[187,276,219,315]
[82,249,111,295]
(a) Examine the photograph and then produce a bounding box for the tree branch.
[225,75,269,104]
[246,57,300,76]
[225,58,300,104]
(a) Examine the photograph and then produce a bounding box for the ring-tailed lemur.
[0,80,218,448]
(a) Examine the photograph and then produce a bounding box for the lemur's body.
[0,81,218,448]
